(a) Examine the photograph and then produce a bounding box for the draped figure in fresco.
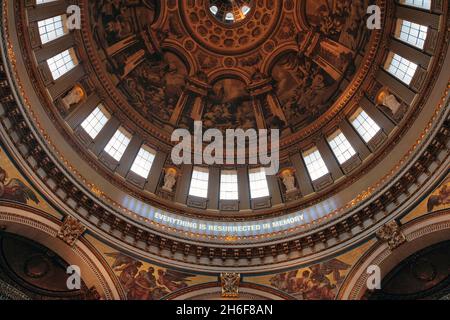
[427,178,450,212]
[271,0,369,130]
[306,0,368,50]
[92,0,157,46]
[272,53,340,128]
[203,79,256,131]
[0,167,39,205]
[269,259,350,300]
[106,252,194,300]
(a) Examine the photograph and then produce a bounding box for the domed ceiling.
[2,0,449,271]
[86,0,371,137]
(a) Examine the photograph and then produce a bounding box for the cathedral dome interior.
[0,0,448,302]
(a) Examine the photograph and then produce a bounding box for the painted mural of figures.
[339,1,368,50]
[114,259,143,291]
[92,0,157,47]
[120,52,187,124]
[270,273,289,292]
[306,0,368,51]
[127,268,169,300]
[272,53,339,129]
[269,258,350,300]
[106,252,194,300]
[427,179,450,212]
[0,167,39,205]
[269,0,371,131]
[310,259,350,285]
[90,0,182,126]
[92,0,133,46]
[203,79,256,131]
[157,269,192,292]
[316,4,343,37]
[297,71,339,116]
[106,252,135,269]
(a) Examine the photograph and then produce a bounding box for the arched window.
[249,168,270,199]
[303,148,329,181]
[104,128,132,161]
[189,167,210,198]
[130,146,156,178]
[81,104,110,139]
[220,170,239,200]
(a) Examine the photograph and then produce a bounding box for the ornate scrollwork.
[57,216,87,247]
[376,220,407,250]
[220,273,241,298]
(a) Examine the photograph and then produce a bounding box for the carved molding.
[0,205,123,299]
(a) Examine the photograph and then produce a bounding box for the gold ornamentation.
[57,216,86,247]
[221,273,241,298]
[376,220,406,250]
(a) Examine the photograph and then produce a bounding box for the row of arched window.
[32,0,434,202]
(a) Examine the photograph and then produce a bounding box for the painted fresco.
[0,166,38,205]
[305,0,369,50]
[402,174,450,224]
[271,52,341,129]
[247,240,375,300]
[270,0,371,130]
[88,0,374,133]
[119,52,188,123]
[91,0,157,47]
[427,177,450,212]
[0,146,62,218]
[203,79,256,130]
[85,235,216,300]
[105,252,195,300]
[267,259,350,300]
[90,0,189,127]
